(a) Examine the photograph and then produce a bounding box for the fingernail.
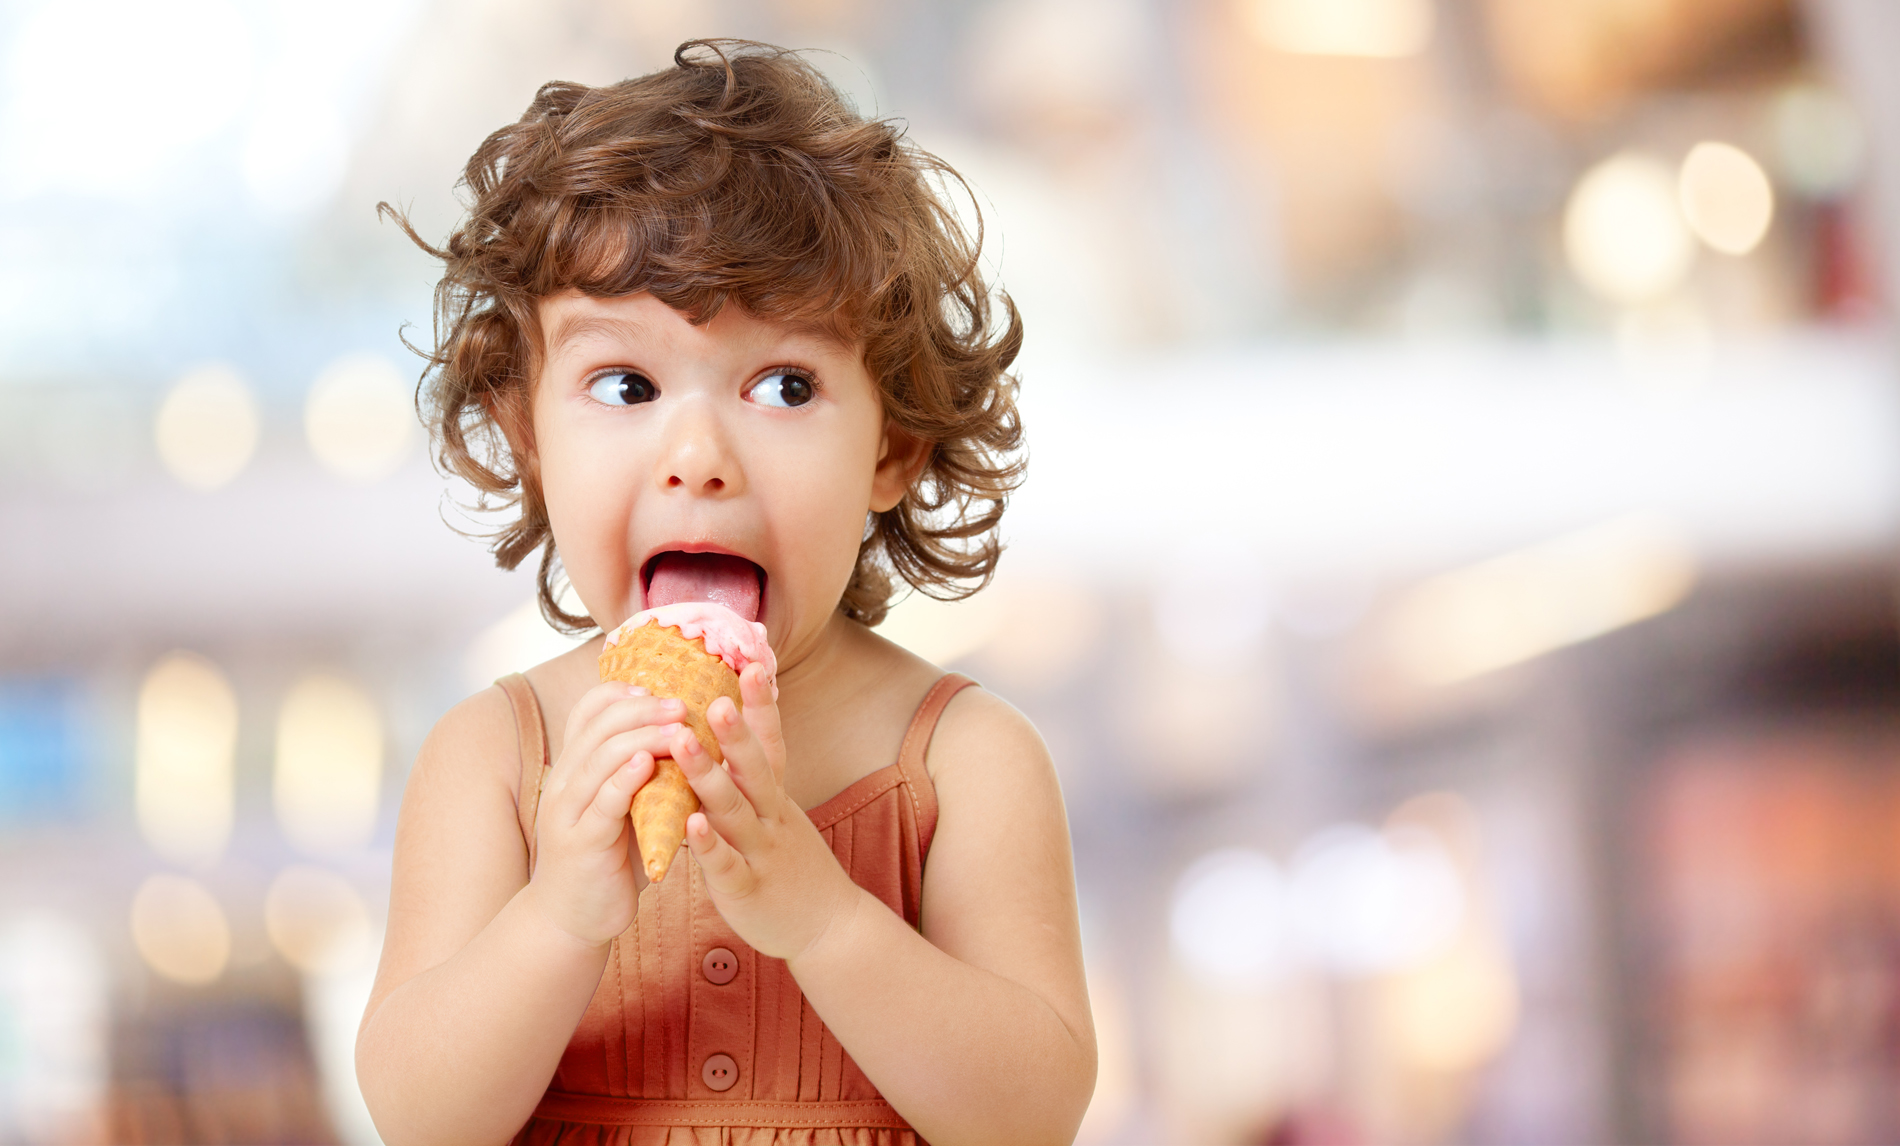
[662,699,684,712]
[627,685,648,696]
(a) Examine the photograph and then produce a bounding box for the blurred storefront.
[4,0,1900,1143]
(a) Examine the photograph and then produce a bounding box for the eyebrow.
[544,312,649,357]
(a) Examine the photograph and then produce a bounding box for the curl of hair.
[385,39,1024,631]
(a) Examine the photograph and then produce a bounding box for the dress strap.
[532,1092,912,1129]
[895,672,977,862]
[495,673,550,876]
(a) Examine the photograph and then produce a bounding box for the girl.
[355,41,1096,1146]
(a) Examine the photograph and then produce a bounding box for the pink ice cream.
[603,602,777,679]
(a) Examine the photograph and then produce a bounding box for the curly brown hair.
[385,39,1025,631]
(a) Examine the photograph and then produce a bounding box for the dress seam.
[807,773,905,831]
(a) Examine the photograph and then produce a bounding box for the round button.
[702,946,739,985]
[702,1053,738,1092]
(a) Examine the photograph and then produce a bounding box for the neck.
[774,611,879,747]
[778,609,866,694]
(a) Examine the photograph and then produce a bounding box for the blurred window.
[0,680,85,824]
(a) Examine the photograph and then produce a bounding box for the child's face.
[530,291,911,659]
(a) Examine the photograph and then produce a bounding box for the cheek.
[771,416,884,581]
[533,406,641,572]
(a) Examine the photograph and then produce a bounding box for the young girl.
[355,41,1096,1146]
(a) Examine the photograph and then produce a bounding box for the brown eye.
[748,371,813,408]
[588,372,657,405]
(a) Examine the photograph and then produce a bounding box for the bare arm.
[355,683,682,1146]
[678,679,1095,1146]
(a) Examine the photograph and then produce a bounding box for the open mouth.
[641,551,766,622]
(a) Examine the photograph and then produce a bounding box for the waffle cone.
[598,623,743,883]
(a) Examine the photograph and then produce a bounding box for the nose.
[656,399,744,498]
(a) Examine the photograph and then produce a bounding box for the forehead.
[538,291,857,367]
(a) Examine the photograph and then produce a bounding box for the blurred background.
[3,0,1899,1142]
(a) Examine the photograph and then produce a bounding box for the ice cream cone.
[598,621,743,883]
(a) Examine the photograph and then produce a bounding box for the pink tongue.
[645,553,762,621]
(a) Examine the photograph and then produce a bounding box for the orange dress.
[494,672,975,1146]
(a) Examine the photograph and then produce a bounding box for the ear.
[870,421,929,513]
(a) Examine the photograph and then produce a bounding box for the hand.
[672,663,865,961]
[524,682,686,947]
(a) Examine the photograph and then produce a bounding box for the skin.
[355,291,1096,1146]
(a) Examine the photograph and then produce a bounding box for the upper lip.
[637,541,767,609]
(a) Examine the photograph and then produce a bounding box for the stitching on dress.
[539,1099,909,1128]
[605,937,621,1095]
[893,679,951,828]
[807,774,903,830]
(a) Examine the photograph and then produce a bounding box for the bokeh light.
[463,597,588,690]
[1773,83,1865,200]
[1384,515,1699,686]
[1170,848,1289,982]
[1563,152,1696,305]
[967,575,1103,692]
[876,589,1008,667]
[1288,824,1464,975]
[0,912,107,1138]
[1678,141,1775,256]
[153,365,260,492]
[129,874,231,986]
[1241,0,1434,58]
[274,674,384,856]
[135,652,238,868]
[1379,930,1521,1074]
[264,865,375,977]
[303,353,417,484]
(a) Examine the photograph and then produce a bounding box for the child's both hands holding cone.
[595,602,772,885]
[533,598,884,965]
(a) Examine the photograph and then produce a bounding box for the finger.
[561,680,650,750]
[547,718,684,820]
[676,727,768,852]
[595,724,685,779]
[546,695,684,795]
[551,692,672,794]
[685,811,756,899]
[737,664,787,783]
[706,694,782,817]
[574,754,651,849]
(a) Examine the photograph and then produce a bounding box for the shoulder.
[407,682,526,810]
[924,685,1060,822]
[927,684,1047,776]
[427,683,521,754]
